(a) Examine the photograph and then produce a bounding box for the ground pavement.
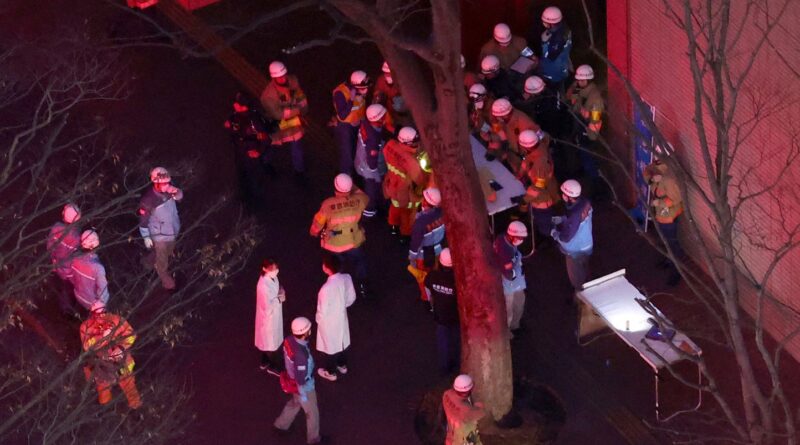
[15,1,735,444]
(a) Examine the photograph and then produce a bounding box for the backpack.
[279,338,299,394]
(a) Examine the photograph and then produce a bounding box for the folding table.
[576,269,703,421]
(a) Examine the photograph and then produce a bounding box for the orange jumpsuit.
[80,313,141,409]
[382,140,429,236]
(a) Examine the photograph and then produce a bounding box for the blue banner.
[632,101,655,231]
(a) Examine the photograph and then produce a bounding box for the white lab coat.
[315,273,356,354]
[254,274,283,352]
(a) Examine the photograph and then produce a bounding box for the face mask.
[475,100,484,109]
[385,75,393,85]
[512,239,524,246]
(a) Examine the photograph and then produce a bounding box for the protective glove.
[550,229,559,240]
[651,199,662,207]
[551,216,564,225]
[143,237,154,249]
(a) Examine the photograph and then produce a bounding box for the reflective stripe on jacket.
[332,83,365,125]
[310,189,368,252]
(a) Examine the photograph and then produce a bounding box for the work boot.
[398,235,410,245]
[390,225,399,236]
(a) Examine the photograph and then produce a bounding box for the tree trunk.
[424,67,513,421]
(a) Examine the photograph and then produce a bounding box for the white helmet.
[480,55,500,74]
[560,179,582,198]
[460,54,466,69]
[493,23,512,45]
[334,173,353,193]
[575,64,595,80]
[398,127,419,145]
[350,70,369,87]
[381,61,391,73]
[542,6,563,24]
[366,104,387,122]
[291,317,312,336]
[468,83,487,101]
[524,76,545,94]
[506,221,529,238]
[453,374,474,392]
[62,203,81,224]
[423,188,442,206]
[150,167,171,184]
[80,229,100,250]
[491,98,513,117]
[268,61,287,78]
[439,248,452,267]
[518,130,540,148]
[90,300,106,314]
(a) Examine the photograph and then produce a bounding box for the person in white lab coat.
[315,254,356,382]
[255,259,285,376]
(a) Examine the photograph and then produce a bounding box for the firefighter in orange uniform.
[382,127,430,242]
[373,61,410,128]
[310,174,370,298]
[443,374,485,445]
[516,130,561,244]
[482,98,540,177]
[80,301,141,409]
[260,61,309,175]
[333,71,371,175]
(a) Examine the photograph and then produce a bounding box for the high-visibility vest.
[332,83,366,125]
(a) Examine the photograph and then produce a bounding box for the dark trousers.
[436,324,461,374]
[658,218,686,261]
[335,122,359,175]
[336,246,368,284]
[322,350,348,374]
[364,178,383,215]
[53,275,78,316]
[531,206,555,238]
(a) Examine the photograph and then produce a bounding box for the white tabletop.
[469,135,526,216]
[576,269,702,371]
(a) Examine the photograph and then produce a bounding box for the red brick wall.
[609,0,800,359]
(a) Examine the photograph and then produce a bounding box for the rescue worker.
[644,146,685,286]
[462,54,480,92]
[494,222,528,333]
[255,259,285,376]
[372,61,410,127]
[443,374,485,445]
[467,83,492,134]
[332,70,370,175]
[309,174,370,298]
[273,317,323,443]
[551,179,593,293]
[355,104,392,218]
[424,248,460,375]
[514,75,566,138]
[482,98,540,176]
[516,130,560,245]
[260,61,309,175]
[224,91,271,209]
[80,300,141,409]
[47,203,82,318]
[565,65,605,184]
[408,188,446,302]
[138,167,182,291]
[383,127,430,242]
[315,255,356,382]
[479,23,529,71]
[479,55,519,103]
[70,229,109,311]
[533,6,573,89]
